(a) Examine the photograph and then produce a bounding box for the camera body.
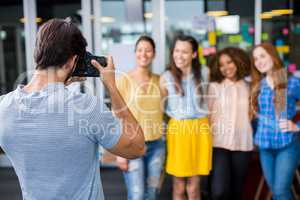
[72,52,107,77]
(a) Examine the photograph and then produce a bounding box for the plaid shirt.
[254,76,300,149]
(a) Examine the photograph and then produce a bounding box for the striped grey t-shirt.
[0,83,122,200]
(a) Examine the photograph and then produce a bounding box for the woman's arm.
[159,75,168,114]
[279,78,300,132]
[207,83,217,123]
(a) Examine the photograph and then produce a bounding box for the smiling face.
[219,54,237,81]
[253,46,274,74]
[135,40,155,68]
[173,40,196,70]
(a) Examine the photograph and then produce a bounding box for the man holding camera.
[0,18,145,199]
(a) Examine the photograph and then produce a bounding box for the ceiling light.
[101,16,115,23]
[144,12,153,19]
[271,9,293,15]
[20,17,42,23]
[206,11,228,17]
[260,12,273,19]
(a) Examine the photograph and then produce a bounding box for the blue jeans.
[123,139,165,200]
[259,141,300,200]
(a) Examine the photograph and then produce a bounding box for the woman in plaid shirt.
[250,43,300,200]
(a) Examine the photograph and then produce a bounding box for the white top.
[208,79,253,151]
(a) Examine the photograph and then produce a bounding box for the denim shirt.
[162,71,208,120]
[254,76,300,149]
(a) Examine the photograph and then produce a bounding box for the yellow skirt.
[166,117,212,177]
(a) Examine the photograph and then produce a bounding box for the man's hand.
[279,119,300,132]
[116,156,129,171]
[91,56,116,90]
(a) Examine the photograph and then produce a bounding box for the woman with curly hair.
[208,47,253,200]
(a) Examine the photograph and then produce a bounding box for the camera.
[72,51,107,77]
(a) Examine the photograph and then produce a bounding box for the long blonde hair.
[249,43,288,119]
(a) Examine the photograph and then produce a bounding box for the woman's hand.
[279,119,300,132]
[116,156,129,171]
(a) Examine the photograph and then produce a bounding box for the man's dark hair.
[34,18,87,70]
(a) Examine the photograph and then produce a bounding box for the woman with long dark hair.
[160,35,212,200]
[250,43,300,200]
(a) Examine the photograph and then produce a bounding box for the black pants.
[210,148,252,200]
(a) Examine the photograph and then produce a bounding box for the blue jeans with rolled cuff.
[123,139,165,200]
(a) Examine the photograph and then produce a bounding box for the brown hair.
[209,47,250,83]
[135,35,156,53]
[34,18,87,70]
[249,43,287,119]
[167,35,202,97]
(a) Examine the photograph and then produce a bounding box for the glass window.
[261,0,297,70]
[0,2,25,94]
[101,0,152,54]
[165,0,204,43]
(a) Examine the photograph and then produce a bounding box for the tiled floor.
[2,159,299,200]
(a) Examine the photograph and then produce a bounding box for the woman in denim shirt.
[160,35,212,200]
[250,43,300,200]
